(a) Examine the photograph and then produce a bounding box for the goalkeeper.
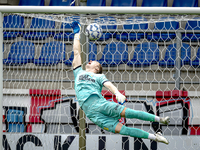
[71,21,169,145]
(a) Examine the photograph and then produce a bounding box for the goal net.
[1,6,200,150]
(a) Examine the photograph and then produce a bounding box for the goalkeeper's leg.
[120,107,170,125]
[115,123,169,145]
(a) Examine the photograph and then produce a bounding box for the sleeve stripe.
[102,80,109,86]
[73,65,82,70]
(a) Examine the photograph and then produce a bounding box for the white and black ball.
[85,23,102,40]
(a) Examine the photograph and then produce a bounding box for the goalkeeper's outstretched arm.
[104,81,126,105]
[72,34,82,69]
[71,21,82,69]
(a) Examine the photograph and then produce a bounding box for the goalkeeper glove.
[70,21,81,34]
[115,91,126,105]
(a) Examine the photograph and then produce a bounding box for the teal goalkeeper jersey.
[73,66,109,107]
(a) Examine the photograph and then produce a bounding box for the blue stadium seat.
[87,0,106,6]
[98,42,128,67]
[54,32,74,41]
[116,16,148,41]
[191,47,200,68]
[172,0,198,7]
[141,0,167,6]
[97,33,113,41]
[159,43,191,68]
[49,0,75,6]
[147,17,179,42]
[7,109,24,133]
[34,41,66,66]
[19,0,44,5]
[127,42,159,67]
[23,17,55,40]
[3,15,24,40]
[8,124,25,132]
[89,42,98,61]
[7,109,24,123]
[94,16,117,41]
[3,41,35,65]
[54,16,80,41]
[111,0,136,6]
[182,18,200,42]
[64,51,74,66]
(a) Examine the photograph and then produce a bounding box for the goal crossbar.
[0,6,200,14]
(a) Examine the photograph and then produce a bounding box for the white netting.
[2,12,200,150]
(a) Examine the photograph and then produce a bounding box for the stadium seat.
[147,17,179,42]
[110,0,136,6]
[159,43,191,68]
[87,0,106,6]
[19,0,44,6]
[7,109,24,133]
[191,47,200,68]
[116,16,148,41]
[3,41,35,65]
[89,42,98,61]
[8,124,25,132]
[127,42,159,67]
[64,51,74,66]
[3,15,24,40]
[94,16,117,41]
[98,42,128,67]
[7,109,24,123]
[49,0,75,6]
[141,0,167,6]
[54,32,74,41]
[172,0,198,7]
[182,18,200,42]
[34,41,66,66]
[23,17,55,40]
[54,16,80,41]
[97,33,113,41]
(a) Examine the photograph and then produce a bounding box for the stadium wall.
[2,89,200,149]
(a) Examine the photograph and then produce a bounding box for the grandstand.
[1,1,200,150]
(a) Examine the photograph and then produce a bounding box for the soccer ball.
[85,23,102,40]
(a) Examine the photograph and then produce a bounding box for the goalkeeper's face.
[86,60,102,74]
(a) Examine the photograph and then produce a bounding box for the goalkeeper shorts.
[81,94,125,133]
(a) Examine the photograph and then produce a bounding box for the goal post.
[1,6,200,150]
[0,12,3,150]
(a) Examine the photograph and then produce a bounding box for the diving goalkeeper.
[71,21,169,145]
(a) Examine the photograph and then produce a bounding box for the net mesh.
[2,12,200,149]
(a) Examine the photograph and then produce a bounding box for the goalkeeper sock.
[125,108,156,122]
[119,125,149,139]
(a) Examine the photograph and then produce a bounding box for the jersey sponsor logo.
[103,127,109,131]
[114,105,119,110]
[79,74,95,83]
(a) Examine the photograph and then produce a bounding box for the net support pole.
[0,12,3,149]
[175,31,182,90]
[79,28,86,150]
[79,108,86,150]
[79,1,87,149]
